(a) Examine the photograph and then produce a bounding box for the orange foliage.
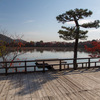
[85,41,100,57]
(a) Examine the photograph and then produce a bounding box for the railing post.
[34,65,36,72]
[15,67,17,73]
[95,62,96,67]
[5,62,7,76]
[82,63,83,68]
[25,61,27,73]
[43,61,45,73]
[88,58,90,68]
[67,64,69,69]
[59,60,62,71]
[86,63,87,67]
[64,65,65,69]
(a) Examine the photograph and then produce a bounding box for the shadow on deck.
[1,68,100,99]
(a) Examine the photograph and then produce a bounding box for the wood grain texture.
[0,69,100,100]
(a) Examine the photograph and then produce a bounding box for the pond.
[16,47,90,60]
[0,47,91,61]
[0,47,99,73]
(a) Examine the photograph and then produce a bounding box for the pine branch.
[81,20,100,28]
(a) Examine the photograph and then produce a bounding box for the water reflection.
[0,47,90,61]
[16,47,90,60]
[20,47,86,53]
[0,47,96,73]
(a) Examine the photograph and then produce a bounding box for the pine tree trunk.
[73,38,78,70]
[73,16,79,70]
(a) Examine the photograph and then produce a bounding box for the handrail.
[0,57,100,63]
[0,57,100,75]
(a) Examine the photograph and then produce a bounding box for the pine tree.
[56,8,100,69]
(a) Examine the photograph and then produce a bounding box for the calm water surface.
[18,49,90,60]
[0,48,91,61]
[1,48,98,73]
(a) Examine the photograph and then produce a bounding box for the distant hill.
[14,39,27,43]
[0,34,13,43]
[0,34,27,43]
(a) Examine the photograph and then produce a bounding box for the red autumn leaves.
[85,41,100,57]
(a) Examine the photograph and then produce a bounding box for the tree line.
[5,40,95,48]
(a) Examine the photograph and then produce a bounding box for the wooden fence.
[0,57,100,75]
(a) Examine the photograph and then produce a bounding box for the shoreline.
[7,47,85,51]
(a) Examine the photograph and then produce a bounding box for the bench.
[35,62,54,70]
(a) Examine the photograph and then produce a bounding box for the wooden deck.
[1,68,100,100]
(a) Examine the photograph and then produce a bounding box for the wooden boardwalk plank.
[0,75,13,100]
[55,73,85,100]
[48,75,71,100]
[15,74,24,100]
[13,74,20,100]
[0,75,8,94]
[40,73,60,100]
[43,72,63,100]
[21,74,32,100]
[1,70,100,99]
[6,74,17,100]
[27,73,40,100]
[35,73,49,100]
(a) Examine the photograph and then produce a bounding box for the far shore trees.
[56,8,100,69]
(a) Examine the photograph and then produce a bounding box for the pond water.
[17,48,90,60]
[0,47,91,61]
[0,48,99,73]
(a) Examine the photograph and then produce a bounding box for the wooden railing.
[0,57,100,75]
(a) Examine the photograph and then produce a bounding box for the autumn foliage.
[0,37,24,69]
[85,41,100,57]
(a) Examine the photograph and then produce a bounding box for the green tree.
[56,8,100,69]
[0,40,7,61]
[0,31,24,69]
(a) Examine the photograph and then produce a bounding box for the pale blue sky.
[0,0,100,42]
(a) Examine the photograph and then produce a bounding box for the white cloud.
[24,20,35,23]
[67,21,74,25]
[89,28,100,33]
[67,19,94,25]
[23,31,42,42]
[79,19,93,24]
[87,28,100,40]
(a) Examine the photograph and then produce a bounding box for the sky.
[0,0,100,42]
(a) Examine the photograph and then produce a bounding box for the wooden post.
[34,65,36,72]
[59,60,62,71]
[67,64,69,69]
[15,67,17,73]
[86,63,87,67]
[25,61,27,73]
[95,62,96,67]
[82,63,83,68]
[88,58,90,68]
[43,61,45,73]
[77,64,78,68]
[64,65,65,69]
[5,62,7,76]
